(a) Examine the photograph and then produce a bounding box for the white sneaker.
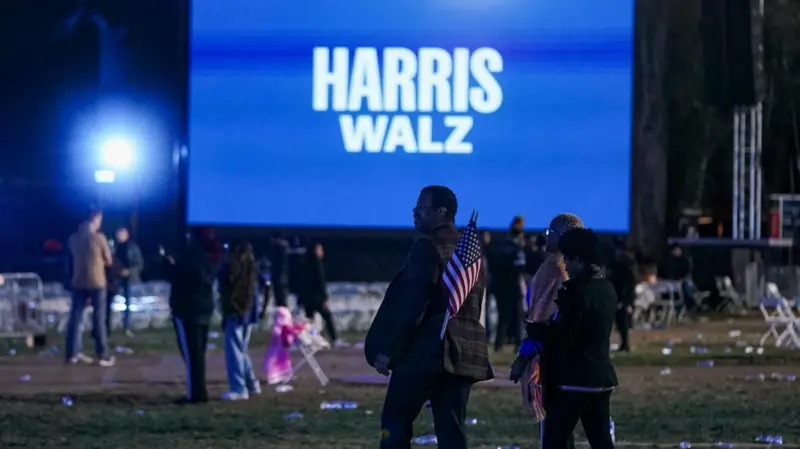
[97,356,116,367]
[221,391,250,401]
[67,353,94,365]
[125,330,135,338]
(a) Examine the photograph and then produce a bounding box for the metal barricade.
[0,272,47,338]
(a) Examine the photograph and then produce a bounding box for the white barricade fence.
[0,272,47,338]
[29,280,390,333]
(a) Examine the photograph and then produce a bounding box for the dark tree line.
[632,0,800,258]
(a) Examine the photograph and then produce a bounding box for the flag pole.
[440,309,450,340]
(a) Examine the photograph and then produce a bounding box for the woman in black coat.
[527,228,618,449]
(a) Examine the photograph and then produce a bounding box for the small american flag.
[440,211,483,338]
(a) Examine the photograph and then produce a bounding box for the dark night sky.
[0,0,185,182]
[0,0,187,254]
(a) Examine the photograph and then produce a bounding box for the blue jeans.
[223,316,259,394]
[65,288,109,360]
[120,282,134,331]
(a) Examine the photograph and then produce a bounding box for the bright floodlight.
[101,136,135,169]
[94,169,116,184]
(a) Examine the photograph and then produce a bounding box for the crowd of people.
[61,186,703,449]
[365,186,621,449]
[481,215,639,354]
[62,209,341,403]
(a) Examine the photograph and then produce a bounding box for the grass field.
[1,316,799,448]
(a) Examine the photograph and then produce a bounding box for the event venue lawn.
[1,317,799,448]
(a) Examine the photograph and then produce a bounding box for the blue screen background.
[188,0,633,231]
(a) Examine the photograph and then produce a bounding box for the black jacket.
[365,224,493,382]
[527,268,618,389]
[299,254,327,303]
[607,254,637,308]
[115,240,144,284]
[168,241,218,324]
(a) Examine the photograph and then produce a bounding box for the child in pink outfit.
[262,307,306,384]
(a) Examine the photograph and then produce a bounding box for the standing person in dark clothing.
[661,244,697,310]
[488,224,526,352]
[218,242,261,400]
[166,227,220,405]
[268,231,290,307]
[525,234,547,278]
[480,230,493,338]
[527,228,618,449]
[365,185,493,449]
[607,242,637,352]
[113,227,144,337]
[299,242,342,346]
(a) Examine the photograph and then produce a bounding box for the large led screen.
[188,0,633,230]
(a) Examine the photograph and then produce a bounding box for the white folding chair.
[776,299,800,349]
[715,276,745,314]
[633,283,656,328]
[289,329,331,386]
[650,281,680,327]
[758,283,800,349]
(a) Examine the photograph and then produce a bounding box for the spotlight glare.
[101,136,135,169]
[94,169,116,184]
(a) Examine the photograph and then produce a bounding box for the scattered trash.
[208,331,220,339]
[728,330,742,338]
[716,442,734,449]
[284,412,304,421]
[756,347,765,355]
[206,343,217,351]
[465,417,479,425]
[320,401,358,410]
[135,409,144,416]
[365,410,374,415]
[275,384,294,393]
[8,348,17,356]
[690,346,708,355]
[680,441,692,449]
[662,348,673,356]
[754,435,783,445]
[767,373,796,382]
[61,396,74,407]
[38,346,59,356]
[660,368,672,376]
[745,374,766,382]
[114,345,134,355]
[411,435,437,445]
[697,360,715,368]
[19,374,31,382]
[745,346,754,354]
[697,333,705,340]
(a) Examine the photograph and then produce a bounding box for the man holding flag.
[365,185,493,449]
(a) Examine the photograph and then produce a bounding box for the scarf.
[521,253,568,421]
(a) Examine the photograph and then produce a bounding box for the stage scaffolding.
[732,103,763,240]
